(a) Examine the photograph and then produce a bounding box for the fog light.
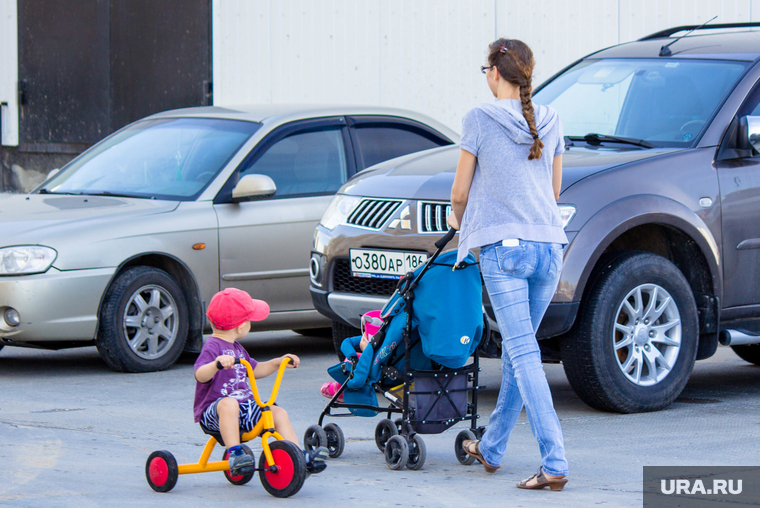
[4,308,20,327]
[309,255,322,286]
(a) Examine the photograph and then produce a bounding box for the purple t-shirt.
[193,337,258,422]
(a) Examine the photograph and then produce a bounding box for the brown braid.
[487,38,543,160]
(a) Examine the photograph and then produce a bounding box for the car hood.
[0,193,180,246]
[340,144,679,200]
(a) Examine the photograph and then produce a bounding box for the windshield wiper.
[569,133,655,149]
[78,190,155,199]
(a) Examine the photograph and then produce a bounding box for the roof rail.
[639,22,760,41]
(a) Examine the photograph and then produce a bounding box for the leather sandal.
[462,439,499,473]
[517,466,568,491]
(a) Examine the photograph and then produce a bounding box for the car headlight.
[0,246,58,275]
[320,194,361,230]
[558,205,577,229]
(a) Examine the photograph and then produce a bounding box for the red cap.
[206,288,270,330]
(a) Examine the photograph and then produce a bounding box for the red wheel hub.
[149,457,169,486]
[264,449,295,490]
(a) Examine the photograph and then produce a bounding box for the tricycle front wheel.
[259,440,307,498]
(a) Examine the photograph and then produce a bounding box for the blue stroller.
[304,229,489,470]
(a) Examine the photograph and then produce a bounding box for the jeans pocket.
[495,245,528,276]
[548,246,563,279]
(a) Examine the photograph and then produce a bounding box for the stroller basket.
[407,363,477,434]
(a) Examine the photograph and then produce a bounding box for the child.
[194,288,328,476]
[320,310,383,402]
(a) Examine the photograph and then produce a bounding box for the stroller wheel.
[374,419,398,452]
[455,429,477,465]
[406,434,426,470]
[323,423,345,458]
[223,444,256,485]
[145,450,178,492]
[303,424,327,452]
[384,435,409,470]
[259,440,307,498]
[394,418,404,433]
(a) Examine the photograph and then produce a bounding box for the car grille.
[332,259,397,296]
[346,198,402,229]
[419,201,452,233]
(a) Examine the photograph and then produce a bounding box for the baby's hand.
[359,334,369,351]
[281,354,300,368]
[215,355,235,369]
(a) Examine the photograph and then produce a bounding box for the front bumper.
[0,267,115,343]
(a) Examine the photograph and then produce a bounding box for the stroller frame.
[308,229,487,470]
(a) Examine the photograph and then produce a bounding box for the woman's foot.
[517,466,568,491]
[320,382,343,403]
[461,439,500,473]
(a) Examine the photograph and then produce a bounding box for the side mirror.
[738,116,760,153]
[231,174,277,202]
[45,168,60,181]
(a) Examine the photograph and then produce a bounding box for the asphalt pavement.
[1,331,759,507]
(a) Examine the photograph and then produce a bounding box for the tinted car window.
[352,124,448,169]
[241,128,347,197]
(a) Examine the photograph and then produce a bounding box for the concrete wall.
[0,0,18,147]
[213,0,760,133]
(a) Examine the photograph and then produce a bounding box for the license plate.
[349,248,428,279]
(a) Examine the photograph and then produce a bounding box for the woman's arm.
[552,155,563,201]
[447,149,477,230]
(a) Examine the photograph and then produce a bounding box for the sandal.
[320,382,344,403]
[517,466,568,491]
[462,439,499,473]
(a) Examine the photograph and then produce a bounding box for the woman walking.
[447,38,569,491]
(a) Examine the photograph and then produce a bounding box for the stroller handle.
[434,228,457,250]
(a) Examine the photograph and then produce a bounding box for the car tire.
[731,344,760,366]
[332,321,360,362]
[96,266,188,373]
[561,251,698,413]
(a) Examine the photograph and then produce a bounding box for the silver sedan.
[0,105,457,372]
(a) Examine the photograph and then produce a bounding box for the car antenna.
[660,15,717,56]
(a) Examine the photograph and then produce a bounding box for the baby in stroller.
[320,310,383,402]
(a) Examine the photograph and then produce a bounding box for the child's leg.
[217,397,241,448]
[271,405,298,444]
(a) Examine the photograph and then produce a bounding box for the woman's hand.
[280,353,300,368]
[446,211,460,231]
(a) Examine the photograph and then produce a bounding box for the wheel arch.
[96,252,204,352]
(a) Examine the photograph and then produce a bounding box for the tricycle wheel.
[374,419,398,452]
[323,423,345,458]
[454,429,477,465]
[384,435,408,470]
[146,450,178,492]
[259,440,307,498]
[303,424,327,453]
[223,444,255,485]
[406,434,426,470]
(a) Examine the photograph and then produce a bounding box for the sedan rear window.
[43,118,260,200]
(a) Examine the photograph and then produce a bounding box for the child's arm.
[252,354,300,379]
[195,354,236,383]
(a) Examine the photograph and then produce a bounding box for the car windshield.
[533,58,747,147]
[43,118,260,200]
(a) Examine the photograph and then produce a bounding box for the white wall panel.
[0,0,18,146]
[213,0,757,133]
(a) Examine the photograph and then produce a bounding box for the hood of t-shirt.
[476,100,558,145]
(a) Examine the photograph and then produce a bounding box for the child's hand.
[215,355,236,369]
[280,354,300,368]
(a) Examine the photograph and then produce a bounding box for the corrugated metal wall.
[0,0,19,146]
[214,0,760,132]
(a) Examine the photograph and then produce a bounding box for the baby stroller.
[305,229,488,470]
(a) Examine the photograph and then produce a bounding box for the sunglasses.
[480,64,494,74]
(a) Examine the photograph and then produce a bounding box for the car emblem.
[388,205,412,230]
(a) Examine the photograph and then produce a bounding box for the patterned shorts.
[200,398,262,433]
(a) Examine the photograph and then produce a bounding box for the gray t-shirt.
[456,99,568,264]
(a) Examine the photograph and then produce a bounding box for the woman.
[447,38,569,491]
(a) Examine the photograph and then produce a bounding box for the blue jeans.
[478,240,569,476]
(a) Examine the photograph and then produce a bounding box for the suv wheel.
[731,344,760,365]
[561,252,698,413]
[96,266,188,372]
[332,321,360,361]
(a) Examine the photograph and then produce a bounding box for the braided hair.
[487,38,543,160]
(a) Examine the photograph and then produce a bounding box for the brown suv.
[310,23,760,413]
